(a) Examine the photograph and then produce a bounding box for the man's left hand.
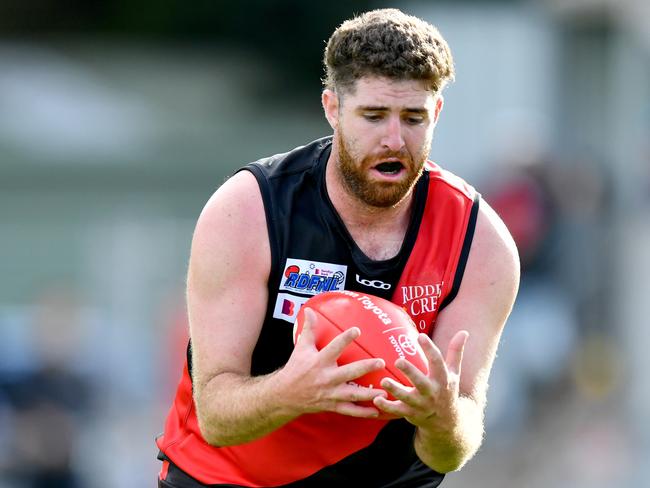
[373,330,469,429]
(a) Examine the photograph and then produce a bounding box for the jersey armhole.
[187,167,275,385]
[438,194,480,311]
[237,165,281,291]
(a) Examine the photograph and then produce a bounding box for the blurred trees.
[0,0,376,98]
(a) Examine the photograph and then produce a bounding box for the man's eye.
[406,116,424,125]
[363,113,382,122]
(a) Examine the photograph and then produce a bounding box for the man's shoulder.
[471,199,520,290]
[424,161,476,202]
[191,170,270,282]
[244,136,332,180]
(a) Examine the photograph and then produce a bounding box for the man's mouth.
[373,161,404,175]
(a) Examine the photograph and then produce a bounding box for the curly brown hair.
[323,8,455,95]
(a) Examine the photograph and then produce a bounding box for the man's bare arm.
[189,171,387,446]
[374,199,520,472]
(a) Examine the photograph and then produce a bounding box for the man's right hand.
[276,307,388,418]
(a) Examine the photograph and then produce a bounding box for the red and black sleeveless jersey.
[157,137,479,487]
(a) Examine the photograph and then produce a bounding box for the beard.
[336,130,429,208]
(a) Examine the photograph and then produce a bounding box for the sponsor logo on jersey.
[355,274,392,290]
[399,282,444,316]
[398,282,444,331]
[281,299,295,316]
[279,258,347,296]
[272,293,310,323]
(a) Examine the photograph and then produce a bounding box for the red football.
[293,290,429,400]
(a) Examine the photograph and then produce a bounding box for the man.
[157,8,519,488]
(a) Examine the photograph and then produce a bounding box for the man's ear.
[433,95,444,124]
[322,89,339,130]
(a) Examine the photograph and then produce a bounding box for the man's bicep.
[432,200,520,400]
[186,171,271,389]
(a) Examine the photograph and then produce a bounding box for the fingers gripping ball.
[293,290,429,399]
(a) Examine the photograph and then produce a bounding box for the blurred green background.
[1,0,649,486]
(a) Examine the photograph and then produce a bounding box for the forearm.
[194,371,298,446]
[414,395,484,473]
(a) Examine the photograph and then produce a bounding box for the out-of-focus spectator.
[483,157,556,274]
[479,145,573,442]
[478,137,618,451]
[0,287,96,488]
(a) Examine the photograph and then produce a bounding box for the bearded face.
[336,126,430,208]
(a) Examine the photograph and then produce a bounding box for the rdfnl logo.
[355,274,391,290]
[280,259,347,296]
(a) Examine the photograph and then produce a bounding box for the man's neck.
[324,150,415,260]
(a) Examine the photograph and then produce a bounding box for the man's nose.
[381,116,405,152]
